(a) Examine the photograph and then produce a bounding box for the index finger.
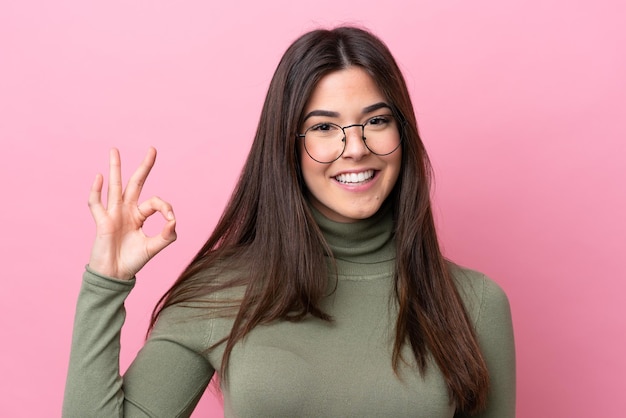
[122,147,157,204]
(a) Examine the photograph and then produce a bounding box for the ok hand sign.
[87,147,177,280]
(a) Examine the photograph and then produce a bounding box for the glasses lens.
[362,115,401,155]
[304,123,345,163]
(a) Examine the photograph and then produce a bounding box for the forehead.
[304,67,386,113]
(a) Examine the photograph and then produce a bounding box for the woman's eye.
[367,116,390,126]
[311,123,336,132]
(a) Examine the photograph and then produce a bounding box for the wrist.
[86,263,134,281]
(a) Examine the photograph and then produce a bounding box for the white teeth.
[335,170,374,184]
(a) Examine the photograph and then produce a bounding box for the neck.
[310,199,396,266]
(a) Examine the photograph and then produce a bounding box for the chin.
[326,204,383,223]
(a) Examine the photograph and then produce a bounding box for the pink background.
[1,1,624,417]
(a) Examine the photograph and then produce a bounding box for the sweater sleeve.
[455,275,516,418]
[63,268,214,418]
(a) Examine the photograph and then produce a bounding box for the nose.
[341,125,369,160]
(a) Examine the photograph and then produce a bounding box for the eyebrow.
[302,101,392,122]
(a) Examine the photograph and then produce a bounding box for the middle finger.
[123,147,157,204]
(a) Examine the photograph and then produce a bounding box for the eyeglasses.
[296,114,402,164]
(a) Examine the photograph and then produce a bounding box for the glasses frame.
[296,114,404,164]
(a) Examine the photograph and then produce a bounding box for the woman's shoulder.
[150,263,248,350]
[448,262,512,328]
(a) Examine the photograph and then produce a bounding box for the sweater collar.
[310,200,396,264]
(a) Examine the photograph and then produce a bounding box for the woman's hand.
[87,147,177,280]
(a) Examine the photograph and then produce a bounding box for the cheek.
[298,144,319,188]
[387,150,403,184]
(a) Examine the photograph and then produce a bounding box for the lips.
[334,169,375,184]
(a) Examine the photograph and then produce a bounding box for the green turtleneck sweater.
[63,207,515,417]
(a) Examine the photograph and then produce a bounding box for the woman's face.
[298,67,402,223]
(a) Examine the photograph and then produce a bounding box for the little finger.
[87,173,106,221]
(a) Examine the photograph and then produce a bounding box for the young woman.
[64,26,515,417]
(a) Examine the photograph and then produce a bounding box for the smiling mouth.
[334,170,375,184]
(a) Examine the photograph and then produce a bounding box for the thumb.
[146,217,177,257]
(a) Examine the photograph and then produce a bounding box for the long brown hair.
[151,26,489,413]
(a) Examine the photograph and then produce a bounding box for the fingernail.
[167,211,175,220]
